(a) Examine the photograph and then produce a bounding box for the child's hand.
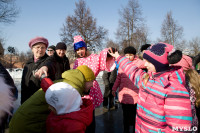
[108,47,120,59]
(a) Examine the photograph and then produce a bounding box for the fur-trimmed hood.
[0,75,14,124]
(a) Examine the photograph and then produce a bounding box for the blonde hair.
[185,69,200,107]
[143,73,150,86]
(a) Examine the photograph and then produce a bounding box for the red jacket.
[46,98,93,133]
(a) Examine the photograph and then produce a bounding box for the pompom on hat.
[29,36,49,48]
[143,42,182,72]
[73,35,87,51]
[76,65,95,82]
[171,55,194,71]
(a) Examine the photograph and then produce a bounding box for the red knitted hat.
[143,42,174,72]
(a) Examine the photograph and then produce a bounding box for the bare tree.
[0,38,4,57]
[160,11,183,46]
[60,0,108,52]
[116,0,146,49]
[0,0,19,24]
[189,37,200,56]
[131,26,149,53]
[106,39,120,51]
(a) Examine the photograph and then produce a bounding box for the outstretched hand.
[34,66,48,79]
[108,47,120,59]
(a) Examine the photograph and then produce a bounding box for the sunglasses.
[47,50,54,51]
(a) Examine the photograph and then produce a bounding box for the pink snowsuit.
[73,48,115,108]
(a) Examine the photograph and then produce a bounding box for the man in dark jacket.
[102,68,117,110]
[34,42,70,81]
[21,36,49,104]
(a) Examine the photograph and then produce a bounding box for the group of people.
[0,34,200,133]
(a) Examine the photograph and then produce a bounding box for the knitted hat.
[76,65,95,82]
[29,36,49,48]
[45,82,82,115]
[124,46,136,55]
[48,45,55,51]
[171,55,194,71]
[73,35,87,51]
[143,42,182,72]
[56,42,67,50]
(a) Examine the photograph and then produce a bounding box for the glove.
[41,78,53,92]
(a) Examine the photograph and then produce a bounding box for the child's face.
[125,53,135,61]
[84,81,93,92]
[144,59,156,72]
[76,47,86,58]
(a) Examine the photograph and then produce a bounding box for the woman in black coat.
[21,36,49,104]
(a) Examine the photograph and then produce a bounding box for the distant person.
[47,45,55,56]
[102,68,117,110]
[0,62,17,132]
[35,42,70,81]
[21,36,49,104]
[112,46,144,133]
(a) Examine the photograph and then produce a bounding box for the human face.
[84,81,93,92]
[31,43,46,59]
[47,48,55,56]
[144,59,156,72]
[125,53,135,61]
[76,47,86,58]
[56,49,66,58]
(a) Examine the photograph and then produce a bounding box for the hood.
[58,69,85,95]
[149,66,185,88]
[48,98,93,126]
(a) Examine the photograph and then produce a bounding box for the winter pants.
[122,103,137,133]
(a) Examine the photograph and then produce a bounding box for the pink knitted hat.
[74,35,85,44]
[73,35,87,51]
[143,42,174,72]
[172,55,194,71]
[29,36,49,48]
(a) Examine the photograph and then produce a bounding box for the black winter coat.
[21,54,49,104]
[46,53,70,81]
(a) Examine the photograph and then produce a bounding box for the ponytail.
[185,69,200,107]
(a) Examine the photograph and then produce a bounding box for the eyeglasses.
[33,46,46,50]
[47,50,54,51]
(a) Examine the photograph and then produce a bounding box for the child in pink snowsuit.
[73,35,115,132]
